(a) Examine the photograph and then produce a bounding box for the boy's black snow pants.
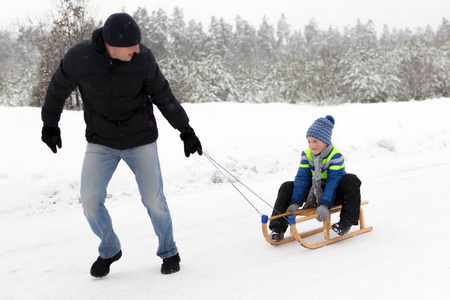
[269,174,362,233]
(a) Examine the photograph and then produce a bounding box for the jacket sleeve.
[143,50,190,132]
[291,151,312,205]
[41,47,78,127]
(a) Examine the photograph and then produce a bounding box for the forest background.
[1,0,450,108]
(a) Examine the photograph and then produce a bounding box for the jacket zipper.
[109,60,124,149]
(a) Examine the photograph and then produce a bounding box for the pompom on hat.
[306,115,335,145]
[103,13,141,47]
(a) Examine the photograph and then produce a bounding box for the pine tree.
[232,16,258,68]
[257,16,276,63]
[134,8,170,60]
[169,7,188,59]
[185,20,207,60]
[436,18,450,47]
[206,17,233,59]
[276,14,290,59]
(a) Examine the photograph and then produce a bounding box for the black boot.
[332,221,352,236]
[90,250,122,278]
[269,227,285,241]
[161,253,181,274]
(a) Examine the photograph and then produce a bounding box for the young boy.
[269,115,361,241]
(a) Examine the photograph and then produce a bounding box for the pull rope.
[203,152,285,217]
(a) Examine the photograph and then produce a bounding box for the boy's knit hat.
[306,115,335,145]
[103,13,141,47]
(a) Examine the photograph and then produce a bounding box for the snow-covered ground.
[1,98,449,299]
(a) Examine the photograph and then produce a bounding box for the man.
[41,13,202,278]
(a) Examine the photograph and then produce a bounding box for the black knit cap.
[103,13,141,47]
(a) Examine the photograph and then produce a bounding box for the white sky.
[1,0,449,33]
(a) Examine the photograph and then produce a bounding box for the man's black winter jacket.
[42,28,190,150]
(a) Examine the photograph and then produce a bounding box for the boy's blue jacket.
[291,145,346,208]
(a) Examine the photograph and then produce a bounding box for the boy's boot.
[269,227,284,241]
[332,221,352,236]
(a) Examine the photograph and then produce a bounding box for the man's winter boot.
[90,250,122,278]
[161,253,181,274]
[332,221,352,236]
[269,227,284,241]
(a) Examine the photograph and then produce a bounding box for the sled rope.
[203,152,285,217]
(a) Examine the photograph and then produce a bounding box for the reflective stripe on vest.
[299,146,345,180]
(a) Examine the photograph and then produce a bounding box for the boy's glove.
[180,127,202,157]
[315,204,329,222]
[41,126,62,153]
[286,203,300,215]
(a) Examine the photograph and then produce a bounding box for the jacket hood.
[92,28,107,54]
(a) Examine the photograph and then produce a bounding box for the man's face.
[106,44,140,62]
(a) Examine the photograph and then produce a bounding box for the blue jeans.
[80,142,178,259]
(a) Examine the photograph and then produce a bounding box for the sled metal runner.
[261,200,372,249]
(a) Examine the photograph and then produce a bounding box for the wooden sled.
[261,200,373,249]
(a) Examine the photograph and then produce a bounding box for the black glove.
[180,127,202,157]
[41,126,62,153]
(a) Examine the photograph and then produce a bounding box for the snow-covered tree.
[340,48,401,102]
[0,30,39,106]
[161,55,238,103]
[343,19,377,50]
[435,18,450,47]
[232,16,258,68]
[285,30,306,60]
[257,16,276,63]
[134,8,171,60]
[2,6,450,106]
[206,17,233,60]
[276,14,290,48]
[185,20,207,60]
[169,7,188,59]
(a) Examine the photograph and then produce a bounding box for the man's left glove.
[180,127,202,157]
[315,204,329,222]
[41,126,62,153]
